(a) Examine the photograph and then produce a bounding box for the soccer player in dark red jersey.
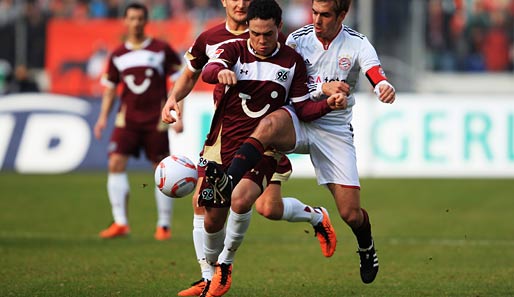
[94,3,182,241]
[198,0,347,295]
[162,1,340,295]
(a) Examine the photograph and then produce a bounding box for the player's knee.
[339,207,362,228]
[255,201,279,220]
[254,116,278,143]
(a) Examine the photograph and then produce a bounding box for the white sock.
[218,209,252,265]
[155,187,173,227]
[193,215,211,280]
[204,227,226,267]
[107,172,129,225]
[281,197,323,226]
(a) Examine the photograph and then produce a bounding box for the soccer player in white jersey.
[94,3,182,241]
[206,0,396,285]
[161,1,338,295]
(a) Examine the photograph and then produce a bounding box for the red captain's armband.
[365,65,387,87]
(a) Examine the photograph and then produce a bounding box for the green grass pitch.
[1,172,513,296]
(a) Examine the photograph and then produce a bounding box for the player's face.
[248,18,281,56]
[312,0,346,41]
[222,0,251,24]
[124,8,147,39]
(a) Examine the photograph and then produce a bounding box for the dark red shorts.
[198,155,278,208]
[109,127,169,163]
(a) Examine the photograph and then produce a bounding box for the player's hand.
[94,118,106,140]
[162,97,181,124]
[327,93,348,110]
[217,69,237,86]
[322,81,350,96]
[376,83,396,104]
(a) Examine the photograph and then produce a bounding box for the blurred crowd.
[0,0,513,95]
[426,0,514,72]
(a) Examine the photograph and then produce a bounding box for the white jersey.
[286,24,381,127]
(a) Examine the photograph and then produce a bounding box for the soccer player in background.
[161,1,338,295]
[206,0,396,287]
[94,2,182,241]
[198,0,347,295]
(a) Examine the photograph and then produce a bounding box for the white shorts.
[283,106,360,187]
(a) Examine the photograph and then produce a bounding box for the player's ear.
[277,21,283,33]
[220,0,227,8]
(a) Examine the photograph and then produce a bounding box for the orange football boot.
[177,278,209,297]
[154,226,171,241]
[313,207,337,257]
[206,263,232,297]
[99,222,130,239]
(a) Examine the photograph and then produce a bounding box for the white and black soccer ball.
[155,155,198,198]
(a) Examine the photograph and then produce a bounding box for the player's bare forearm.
[162,69,200,123]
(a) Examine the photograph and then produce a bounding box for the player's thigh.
[254,108,296,152]
[143,130,170,163]
[327,183,362,225]
[308,125,360,186]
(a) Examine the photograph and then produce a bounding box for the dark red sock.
[227,137,264,185]
[352,208,373,248]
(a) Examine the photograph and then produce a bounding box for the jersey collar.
[317,24,344,50]
[225,22,249,35]
[125,38,152,50]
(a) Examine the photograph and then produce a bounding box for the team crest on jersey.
[338,56,352,71]
[275,69,289,82]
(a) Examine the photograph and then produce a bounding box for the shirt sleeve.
[358,36,381,74]
[185,32,210,73]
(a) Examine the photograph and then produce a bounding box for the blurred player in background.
[94,2,182,241]
[206,0,396,286]
[162,1,339,296]
[199,0,347,295]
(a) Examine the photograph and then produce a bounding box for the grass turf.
[0,172,513,296]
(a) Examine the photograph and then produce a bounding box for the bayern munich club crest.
[338,57,351,71]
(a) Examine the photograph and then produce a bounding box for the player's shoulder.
[288,24,315,43]
[342,25,366,41]
[108,43,129,58]
[147,38,173,51]
[196,22,231,41]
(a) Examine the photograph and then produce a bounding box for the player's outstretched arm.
[162,68,200,124]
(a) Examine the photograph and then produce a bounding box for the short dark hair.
[247,0,282,26]
[313,0,351,15]
[124,2,148,20]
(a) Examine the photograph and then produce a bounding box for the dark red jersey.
[185,23,286,107]
[101,38,182,129]
[201,40,310,165]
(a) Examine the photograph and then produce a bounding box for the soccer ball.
[155,155,198,198]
